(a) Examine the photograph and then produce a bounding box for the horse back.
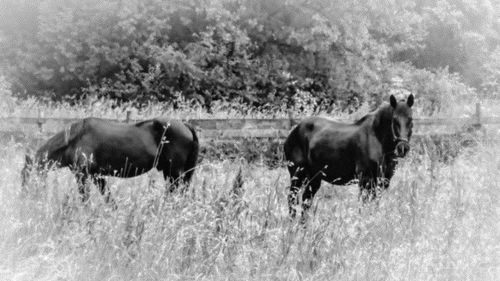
[147,119,194,145]
[285,117,356,163]
[135,118,198,172]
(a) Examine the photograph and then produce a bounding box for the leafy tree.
[408,0,500,94]
[0,0,497,113]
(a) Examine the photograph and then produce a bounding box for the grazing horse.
[21,117,199,202]
[284,94,414,218]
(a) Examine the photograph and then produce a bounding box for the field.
[2,1,500,279]
[0,134,499,281]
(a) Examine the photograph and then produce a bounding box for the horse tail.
[183,123,199,183]
[284,124,307,166]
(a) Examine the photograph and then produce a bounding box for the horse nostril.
[396,143,410,157]
[402,144,409,156]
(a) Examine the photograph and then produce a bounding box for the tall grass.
[0,137,499,281]
[5,95,500,121]
[0,93,296,120]
[1,76,499,120]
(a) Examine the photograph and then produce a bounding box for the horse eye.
[393,122,400,131]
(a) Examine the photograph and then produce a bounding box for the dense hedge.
[1,0,499,113]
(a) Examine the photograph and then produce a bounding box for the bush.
[382,63,477,116]
[1,0,495,115]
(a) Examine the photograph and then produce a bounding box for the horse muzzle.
[395,140,410,157]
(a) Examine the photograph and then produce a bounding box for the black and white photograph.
[0,1,499,280]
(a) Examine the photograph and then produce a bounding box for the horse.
[284,94,414,219]
[21,117,199,202]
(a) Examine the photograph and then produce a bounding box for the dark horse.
[284,94,414,218]
[21,117,199,202]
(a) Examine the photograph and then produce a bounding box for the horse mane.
[375,103,393,122]
[134,119,155,127]
[354,114,371,125]
[354,103,393,126]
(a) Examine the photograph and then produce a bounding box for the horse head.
[389,94,414,157]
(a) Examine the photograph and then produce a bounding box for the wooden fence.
[1,103,499,141]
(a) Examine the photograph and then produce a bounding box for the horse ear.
[390,95,397,108]
[407,94,414,108]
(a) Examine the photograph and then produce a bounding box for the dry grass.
[2,73,500,122]
[0,137,499,281]
[0,94,294,120]
[3,85,498,121]
[3,96,499,126]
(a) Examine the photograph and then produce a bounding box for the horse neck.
[372,106,397,153]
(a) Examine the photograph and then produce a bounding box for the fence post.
[37,109,44,133]
[288,110,294,129]
[473,102,488,140]
[126,110,131,123]
[474,102,481,129]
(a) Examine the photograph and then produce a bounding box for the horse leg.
[21,156,33,189]
[163,169,185,193]
[20,163,36,194]
[75,171,90,203]
[381,157,397,190]
[21,159,50,195]
[359,160,383,203]
[94,177,117,209]
[359,173,377,203]
[94,177,110,203]
[300,176,322,222]
[287,166,308,218]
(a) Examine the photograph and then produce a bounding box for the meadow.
[1,1,500,278]
[0,132,499,281]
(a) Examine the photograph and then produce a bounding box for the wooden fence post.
[37,109,44,133]
[126,110,131,123]
[288,110,294,130]
[475,103,481,123]
[473,102,482,129]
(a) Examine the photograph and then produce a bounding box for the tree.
[0,0,495,113]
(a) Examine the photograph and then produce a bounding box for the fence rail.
[1,104,499,140]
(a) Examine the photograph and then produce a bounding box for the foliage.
[0,76,16,115]
[480,46,500,96]
[381,63,477,115]
[0,0,499,114]
[405,0,500,94]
